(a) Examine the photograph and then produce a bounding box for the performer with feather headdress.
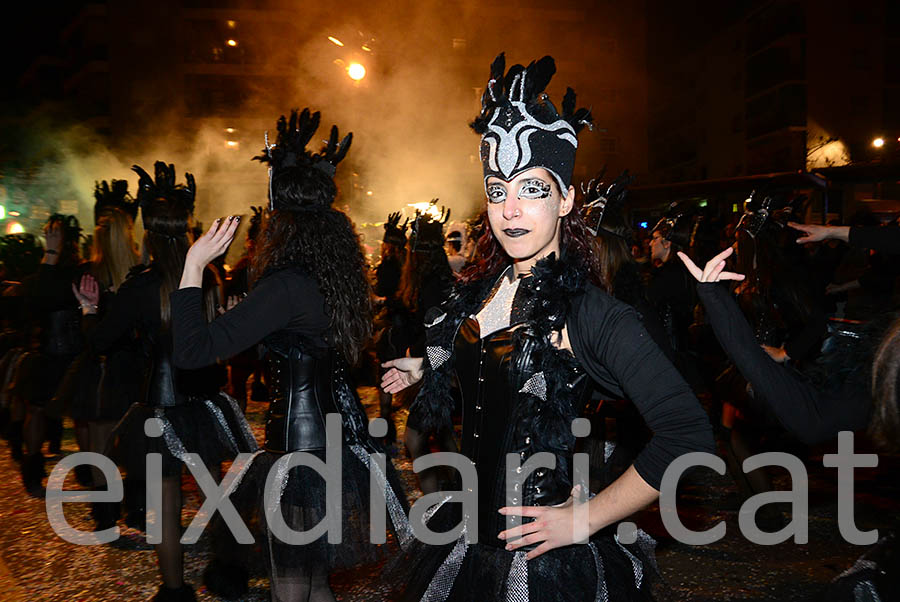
[73,162,258,601]
[381,53,715,600]
[169,108,411,601]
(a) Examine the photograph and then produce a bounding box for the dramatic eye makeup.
[487,183,508,204]
[518,178,552,199]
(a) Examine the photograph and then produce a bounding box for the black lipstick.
[503,228,529,238]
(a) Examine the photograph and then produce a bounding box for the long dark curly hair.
[459,196,604,288]
[252,167,372,365]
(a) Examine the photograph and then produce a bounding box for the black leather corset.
[453,317,591,546]
[264,346,340,453]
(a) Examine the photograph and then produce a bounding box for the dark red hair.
[459,200,604,288]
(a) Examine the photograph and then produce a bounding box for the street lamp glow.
[7,221,23,234]
[347,62,366,81]
[873,137,885,148]
[225,140,239,149]
[226,39,238,47]
[328,36,344,47]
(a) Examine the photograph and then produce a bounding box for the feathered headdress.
[247,205,264,240]
[252,108,352,211]
[652,200,697,249]
[383,211,409,246]
[410,200,450,252]
[93,179,138,223]
[582,169,634,238]
[736,190,805,238]
[132,161,196,234]
[472,53,592,194]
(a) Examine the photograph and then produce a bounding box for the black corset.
[264,346,340,453]
[453,317,591,547]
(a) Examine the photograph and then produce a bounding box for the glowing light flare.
[225,140,240,149]
[366,191,373,196]
[9,210,20,217]
[361,45,371,52]
[0,205,5,220]
[347,62,366,81]
[408,202,443,221]
[873,137,885,148]
[7,221,24,234]
[226,20,236,29]
[328,36,344,47]
[225,127,236,133]
[226,39,238,47]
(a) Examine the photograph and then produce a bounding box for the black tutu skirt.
[108,392,258,478]
[391,500,658,602]
[223,441,412,573]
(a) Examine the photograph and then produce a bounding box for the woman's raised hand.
[380,357,425,394]
[72,273,100,314]
[677,246,745,283]
[185,216,241,270]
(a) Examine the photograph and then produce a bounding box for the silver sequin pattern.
[154,409,201,471]
[421,532,469,602]
[475,268,520,338]
[615,533,644,590]
[853,580,882,602]
[589,542,609,602]
[505,551,529,602]
[203,399,239,453]
[220,392,261,451]
[349,443,414,549]
[603,441,616,462]
[427,346,452,370]
[518,371,547,401]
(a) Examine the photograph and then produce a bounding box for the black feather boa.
[412,253,590,462]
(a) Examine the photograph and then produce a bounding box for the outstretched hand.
[787,221,850,245]
[677,247,745,283]
[497,485,591,560]
[185,216,241,271]
[72,273,100,313]
[380,357,424,394]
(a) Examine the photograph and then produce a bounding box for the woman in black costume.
[74,162,257,601]
[64,179,143,529]
[170,108,410,602]
[373,211,409,445]
[20,214,86,496]
[399,206,458,494]
[382,54,715,601]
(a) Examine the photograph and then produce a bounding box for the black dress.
[93,265,257,478]
[398,255,715,601]
[170,266,411,570]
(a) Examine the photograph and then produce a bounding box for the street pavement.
[0,386,896,601]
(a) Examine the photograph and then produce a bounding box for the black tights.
[157,477,184,589]
[405,426,457,495]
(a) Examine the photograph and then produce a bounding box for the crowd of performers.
[0,53,898,601]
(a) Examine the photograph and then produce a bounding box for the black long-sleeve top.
[171,267,331,370]
[85,266,225,399]
[567,285,716,490]
[697,282,870,445]
[849,225,900,254]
